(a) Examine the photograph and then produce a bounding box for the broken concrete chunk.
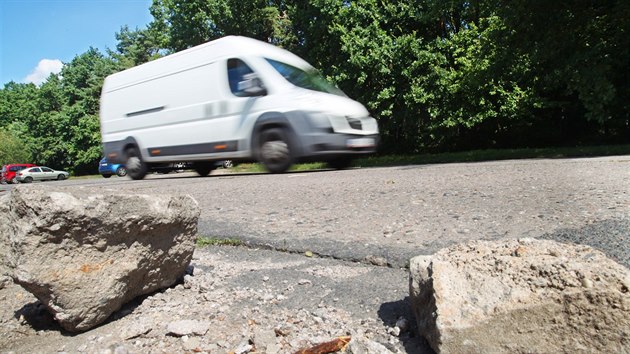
[1,186,199,332]
[409,238,630,353]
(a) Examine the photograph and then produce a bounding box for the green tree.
[0,82,40,128]
[109,25,168,68]
[495,1,630,142]
[1,49,120,173]
[149,0,295,51]
[58,49,120,173]
[0,125,32,165]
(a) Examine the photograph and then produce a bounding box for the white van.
[99,36,379,180]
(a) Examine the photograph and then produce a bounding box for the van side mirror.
[237,73,266,96]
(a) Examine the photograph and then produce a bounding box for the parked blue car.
[98,157,127,178]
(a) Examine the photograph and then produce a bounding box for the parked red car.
[1,163,36,184]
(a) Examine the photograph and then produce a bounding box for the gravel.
[0,246,428,353]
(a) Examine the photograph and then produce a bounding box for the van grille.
[346,117,362,130]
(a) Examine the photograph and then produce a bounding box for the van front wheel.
[259,128,293,173]
[126,147,148,180]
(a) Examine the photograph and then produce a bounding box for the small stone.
[274,326,291,337]
[183,275,194,289]
[395,317,409,332]
[111,344,129,354]
[120,322,152,340]
[182,337,201,351]
[233,341,253,354]
[513,246,527,257]
[192,267,204,276]
[254,328,280,354]
[388,326,401,336]
[298,279,312,285]
[364,255,388,267]
[305,251,313,257]
[166,320,210,337]
[349,336,395,354]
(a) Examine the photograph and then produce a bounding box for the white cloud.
[24,59,64,85]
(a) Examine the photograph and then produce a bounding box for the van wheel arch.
[251,114,301,159]
[119,137,143,160]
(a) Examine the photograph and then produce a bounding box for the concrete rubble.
[409,238,630,353]
[0,186,199,332]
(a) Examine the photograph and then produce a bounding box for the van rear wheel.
[126,147,148,180]
[259,128,293,174]
[193,162,215,177]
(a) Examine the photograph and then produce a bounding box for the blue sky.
[1,0,153,86]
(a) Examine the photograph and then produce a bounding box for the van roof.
[103,36,312,92]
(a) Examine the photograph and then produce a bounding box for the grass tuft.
[196,236,244,247]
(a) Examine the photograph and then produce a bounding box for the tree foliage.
[0,0,628,174]
[0,125,32,166]
[0,48,120,174]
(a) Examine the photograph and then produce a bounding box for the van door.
[217,58,267,150]
[160,58,265,158]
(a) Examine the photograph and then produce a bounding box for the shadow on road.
[378,297,435,354]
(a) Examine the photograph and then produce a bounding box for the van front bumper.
[298,132,380,160]
[285,111,380,159]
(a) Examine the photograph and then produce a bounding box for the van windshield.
[265,58,345,97]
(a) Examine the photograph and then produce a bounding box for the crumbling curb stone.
[409,238,630,353]
[0,186,200,332]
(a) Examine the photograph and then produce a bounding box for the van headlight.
[307,113,333,131]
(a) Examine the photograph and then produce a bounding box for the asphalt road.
[2,156,628,353]
[3,155,628,268]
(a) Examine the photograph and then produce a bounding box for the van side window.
[227,58,265,97]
